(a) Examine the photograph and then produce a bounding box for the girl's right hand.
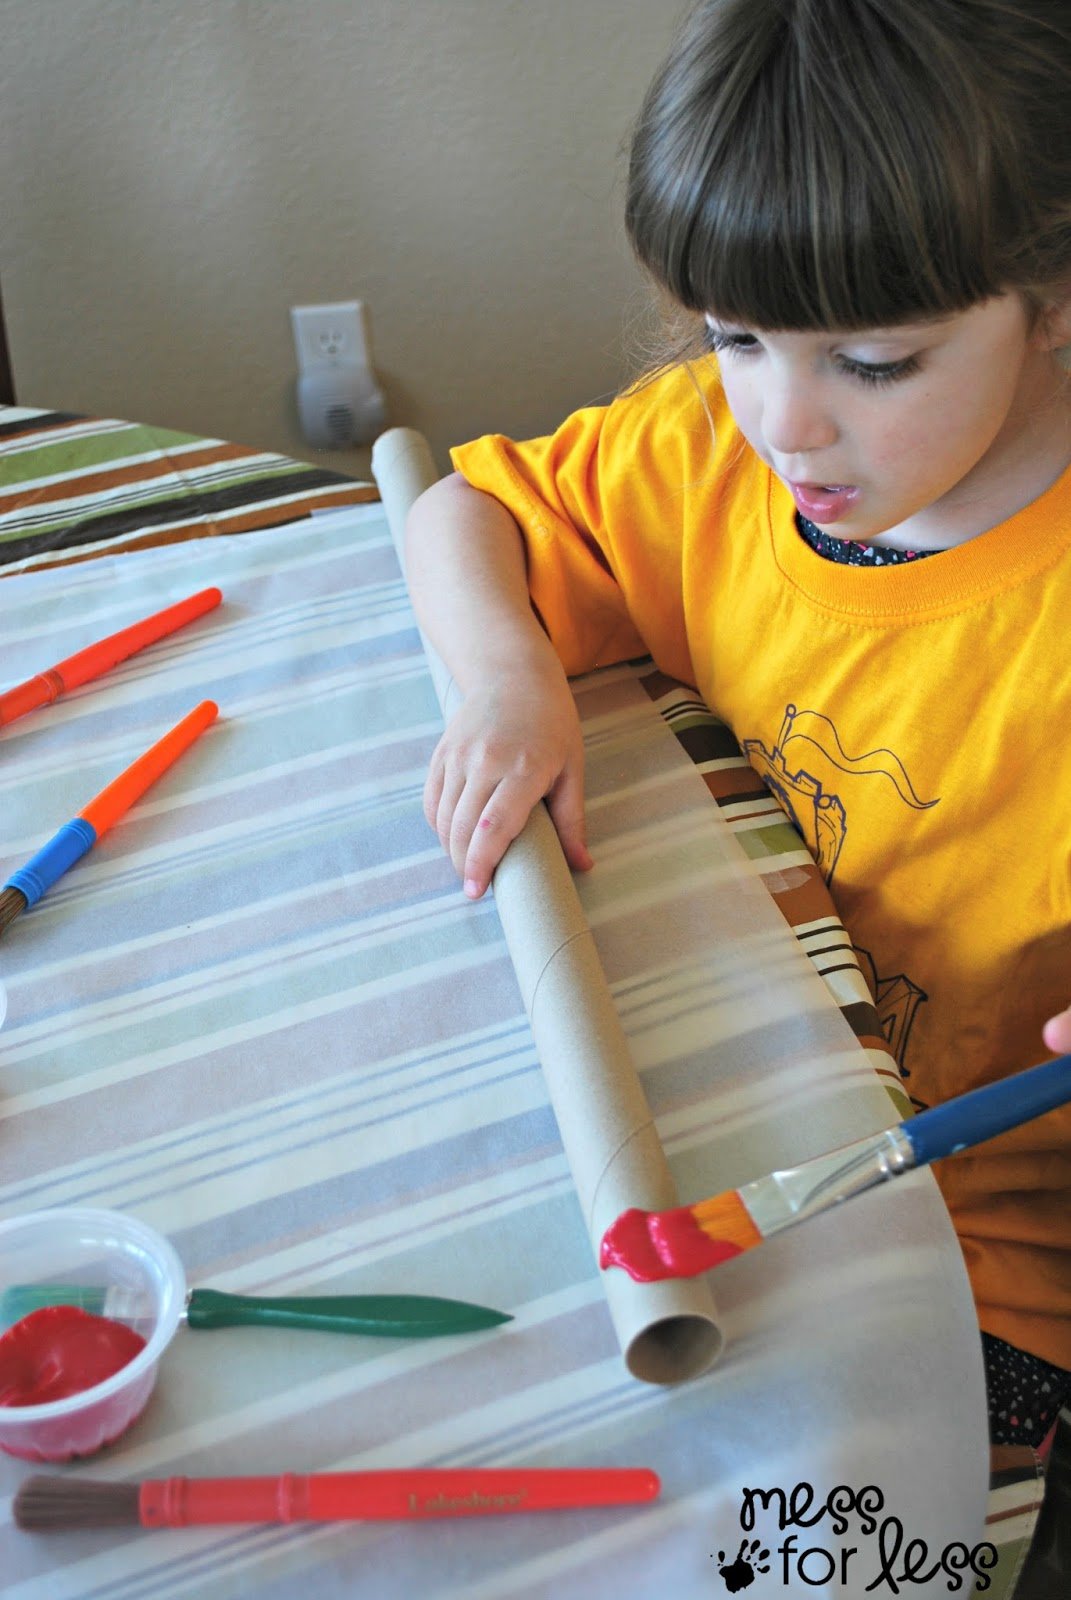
[424,659,593,900]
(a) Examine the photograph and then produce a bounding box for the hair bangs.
[648,136,1002,333]
[626,0,1023,334]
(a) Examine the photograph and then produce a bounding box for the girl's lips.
[788,482,860,524]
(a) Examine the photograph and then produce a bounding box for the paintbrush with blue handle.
[602,1052,1071,1280]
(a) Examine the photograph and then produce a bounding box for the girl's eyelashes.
[836,353,922,388]
[704,326,923,388]
[704,329,758,356]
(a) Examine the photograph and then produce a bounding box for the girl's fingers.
[1042,1008,1071,1054]
[423,754,445,833]
[446,770,502,888]
[546,761,593,873]
[424,731,460,836]
[459,777,542,898]
[437,767,471,864]
[460,763,593,899]
[426,695,591,898]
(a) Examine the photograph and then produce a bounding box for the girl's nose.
[762,380,839,459]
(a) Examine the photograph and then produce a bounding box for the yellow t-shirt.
[452,360,1071,1370]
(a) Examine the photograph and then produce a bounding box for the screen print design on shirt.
[742,704,939,1079]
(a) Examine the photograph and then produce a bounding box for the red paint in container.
[0,1306,147,1408]
[0,1208,186,1462]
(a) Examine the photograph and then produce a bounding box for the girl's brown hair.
[626,0,1071,336]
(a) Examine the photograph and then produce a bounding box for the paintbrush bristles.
[14,1475,142,1530]
[0,884,28,937]
[691,1192,764,1252]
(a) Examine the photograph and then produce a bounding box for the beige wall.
[0,1,683,478]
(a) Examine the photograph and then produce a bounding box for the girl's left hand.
[1042,1007,1071,1054]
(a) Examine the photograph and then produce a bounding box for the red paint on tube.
[600,1205,748,1282]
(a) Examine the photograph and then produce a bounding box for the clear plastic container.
[0,1207,185,1461]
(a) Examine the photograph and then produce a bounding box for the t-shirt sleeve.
[450,368,706,679]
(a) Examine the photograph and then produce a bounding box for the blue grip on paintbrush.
[903,1052,1071,1165]
[3,818,97,907]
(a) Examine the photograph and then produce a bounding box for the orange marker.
[0,588,222,728]
[0,702,218,938]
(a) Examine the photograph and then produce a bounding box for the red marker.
[0,588,222,728]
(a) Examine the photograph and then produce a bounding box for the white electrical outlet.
[291,301,365,373]
[290,299,386,449]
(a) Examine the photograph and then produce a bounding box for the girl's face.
[705,294,1071,548]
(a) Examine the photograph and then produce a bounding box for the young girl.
[405,0,1071,1450]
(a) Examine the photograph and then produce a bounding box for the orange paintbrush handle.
[0,588,222,728]
[79,701,218,838]
[136,1467,661,1526]
[13,1467,661,1531]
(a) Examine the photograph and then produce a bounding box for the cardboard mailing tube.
[372,428,720,1383]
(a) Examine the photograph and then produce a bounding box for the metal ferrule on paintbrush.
[737,1124,917,1238]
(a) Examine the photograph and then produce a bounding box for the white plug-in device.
[291,300,386,449]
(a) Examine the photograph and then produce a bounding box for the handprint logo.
[714,1538,771,1593]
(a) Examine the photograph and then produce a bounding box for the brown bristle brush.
[0,884,27,938]
[15,1477,142,1530]
[14,1467,660,1531]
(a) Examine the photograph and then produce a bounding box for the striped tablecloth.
[638,675,1050,1600]
[0,498,1016,1599]
[0,407,377,573]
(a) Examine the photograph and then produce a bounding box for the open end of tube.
[625,1314,723,1385]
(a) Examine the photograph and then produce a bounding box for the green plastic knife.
[0,1283,512,1338]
